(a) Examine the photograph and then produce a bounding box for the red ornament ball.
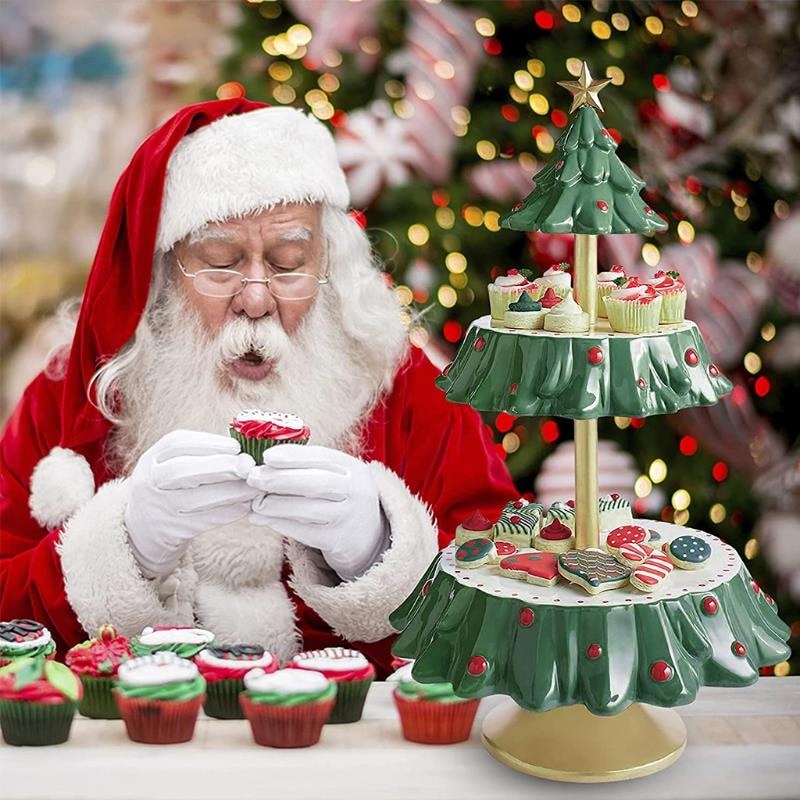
[701,596,719,616]
[731,641,747,658]
[586,644,602,660]
[637,377,647,389]
[709,363,720,377]
[509,383,518,395]
[474,337,486,351]
[684,349,699,366]
[512,202,523,211]
[421,579,432,597]
[751,580,761,594]
[587,346,604,365]
[519,608,535,627]
[650,661,673,683]
[596,200,609,212]
[644,205,654,215]
[467,655,488,676]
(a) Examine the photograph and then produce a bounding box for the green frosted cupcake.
[65,624,132,719]
[229,410,311,464]
[0,619,56,667]
[603,280,663,333]
[646,270,687,323]
[131,626,214,658]
[504,292,545,330]
[0,657,82,746]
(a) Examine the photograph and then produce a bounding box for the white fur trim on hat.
[29,447,96,530]
[156,106,350,252]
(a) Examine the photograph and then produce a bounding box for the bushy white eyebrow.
[279,227,313,242]
[185,226,233,246]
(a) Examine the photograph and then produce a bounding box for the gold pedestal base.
[482,701,687,783]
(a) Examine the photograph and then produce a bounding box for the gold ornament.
[557,62,612,113]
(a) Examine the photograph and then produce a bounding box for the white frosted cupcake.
[504,292,546,330]
[537,263,572,299]
[544,294,590,332]
[596,265,626,318]
[488,269,535,324]
[603,279,663,333]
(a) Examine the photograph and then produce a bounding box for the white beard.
[107,286,388,474]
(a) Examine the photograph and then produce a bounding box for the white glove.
[125,430,259,579]
[247,445,389,581]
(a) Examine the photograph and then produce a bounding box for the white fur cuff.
[56,479,195,637]
[29,447,95,530]
[287,461,439,643]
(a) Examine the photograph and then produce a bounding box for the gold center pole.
[573,234,599,550]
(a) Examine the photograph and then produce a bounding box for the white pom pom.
[29,447,95,529]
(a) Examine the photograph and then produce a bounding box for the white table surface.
[2,679,799,800]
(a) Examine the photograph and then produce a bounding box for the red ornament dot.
[709,364,720,377]
[732,641,747,658]
[587,346,604,365]
[421,579,432,597]
[509,383,518,395]
[442,362,452,377]
[512,202,522,211]
[751,580,761,594]
[596,200,609,212]
[701,597,719,615]
[650,661,673,683]
[474,337,486,351]
[637,377,647,389]
[519,608,535,627]
[600,128,610,137]
[644,205,654,215]
[556,160,564,169]
[684,349,699,366]
[586,644,602,660]
[766,594,774,605]
[467,655,487,676]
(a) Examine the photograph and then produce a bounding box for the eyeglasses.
[175,255,329,300]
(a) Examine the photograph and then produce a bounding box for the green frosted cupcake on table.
[114,651,206,744]
[0,619,56,667]
[603,278,663,333]
[287,647,375,724]
[646,270,687,323]
[241,667,337,748]
[0,657,82,746]
[131,625,214,658]
[389,661,479,745]
[229,410,311,464]
[65,624,132,719]
[195,644,277,719]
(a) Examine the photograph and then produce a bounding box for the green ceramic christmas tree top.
[500,63,668,235]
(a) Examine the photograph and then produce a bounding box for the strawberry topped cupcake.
[488,269,535,324]
[229,410,311,463]
[288,647,375,724]
[0,620,56,667]
[65,625,132,719]
[603,277,663,333]
[131,626,214,659]
[596,264,626,317]
[647,270,687,323]
[537,262,572,299]
[195,644,277,719]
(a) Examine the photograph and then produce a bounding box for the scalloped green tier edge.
[436,321,732,419]
[390,556,790,717]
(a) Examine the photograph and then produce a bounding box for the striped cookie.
[667,535,712,570]
[630,552,674,592]
[455,538,497,569]
[605,525,648,556]
[494,503,542,547]
[546,501,576,534]
[616,541,654,568]
[498,552,560,587]
[558,550,631,595]
[598,493,633,530]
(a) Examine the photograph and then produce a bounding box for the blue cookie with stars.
[667,535,712,570]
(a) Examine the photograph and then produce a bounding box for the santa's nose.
[231,275,279,320]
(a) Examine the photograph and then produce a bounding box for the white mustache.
[213,317,291,364]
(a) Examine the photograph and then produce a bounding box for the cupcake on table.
[603,277,663,333]
[544,294,590,332]
[131,625,214,658]
[487,268,535,326]
[596,264,626,318]
[240,668,336,748]
[389,660,479,745]
[229,410,311,463]
[287,647,375,723]
[537,262,572,299]
[504,292,546,330]
[114,651,206,744]
[195,644,277,720]
[0,619,56,667]
[0,657,82,746]
[647,270,687,323]
[65,624,132,719]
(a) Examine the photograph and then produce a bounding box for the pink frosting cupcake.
[647,270,687,323]
[603,278,663,333]
[229,410,310,463]
[596,264,626,318]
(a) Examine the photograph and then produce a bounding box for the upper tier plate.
[437,316,732,419]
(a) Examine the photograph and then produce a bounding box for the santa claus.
[0,99,516,675]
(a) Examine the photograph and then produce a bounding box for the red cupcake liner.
[240,693,335,748]
[393,693,479,744]
[114,691,204,744]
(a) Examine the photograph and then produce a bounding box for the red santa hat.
[59,99,350,450]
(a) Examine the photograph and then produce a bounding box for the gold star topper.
[557,62,612,114]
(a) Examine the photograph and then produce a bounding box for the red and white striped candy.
[617,541,653,566]
[631,552,674,590]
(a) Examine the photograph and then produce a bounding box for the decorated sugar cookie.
[455,510,495,545]
[494,540,518,557]
[667,535,712,570]
[455,537,497,569]
[533,519,575,553]
[498,552,560,587]
[558,550,631,595]
[494,501,542,547]
[647,529,662,543]
[598,493,633,530]
[545,501,576,534]
[616,541,654,568]
[605,524,648,556]
[630,552,674,592]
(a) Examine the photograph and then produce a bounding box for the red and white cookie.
[498,552,560,587]
[615,541,654,568]
[494,540,518,557]
[533,519,575,553]
[630,552,674,592]
[605,525,648,557]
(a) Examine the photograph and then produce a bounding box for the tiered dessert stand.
[390,64,790,783]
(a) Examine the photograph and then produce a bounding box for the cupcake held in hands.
[229,410,311,463]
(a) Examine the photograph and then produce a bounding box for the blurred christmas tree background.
[1,0,798,669]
